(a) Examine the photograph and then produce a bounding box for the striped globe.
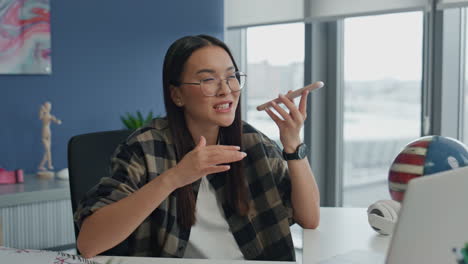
[388,135,468,202]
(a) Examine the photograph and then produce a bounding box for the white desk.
[94,257,292,264]
[95,207,391,264]
[0,207,391,264]
[303,207,391,263]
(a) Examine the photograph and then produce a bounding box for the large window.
[342,12,424,207]
[246,23,305,143]
[464,8,468,142]
[227,2,468,210]
[244,23,305,262]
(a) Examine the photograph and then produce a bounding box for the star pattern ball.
[388,135,468,202]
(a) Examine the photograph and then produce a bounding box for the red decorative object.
[0,168,24,184]
[389,135,468,202]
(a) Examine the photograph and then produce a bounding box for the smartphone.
[256,81,325,111]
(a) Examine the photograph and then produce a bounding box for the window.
[244,23,305,262]
[246,23,305,143]
[342,12,423,207]
[464,8,468,142]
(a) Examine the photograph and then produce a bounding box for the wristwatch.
[282,143,308,160]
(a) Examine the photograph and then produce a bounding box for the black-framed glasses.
[179,71,247,97]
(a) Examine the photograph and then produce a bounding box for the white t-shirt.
[183,177,244,259]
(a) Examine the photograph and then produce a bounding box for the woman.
[74,35,320,261]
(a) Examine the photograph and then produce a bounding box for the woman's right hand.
[168,136,247,189]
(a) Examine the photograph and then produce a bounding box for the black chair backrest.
[68,129,133,256]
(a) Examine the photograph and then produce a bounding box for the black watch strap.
[282,143,308,160]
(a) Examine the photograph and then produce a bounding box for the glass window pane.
[343,12,423,207]
[464,8,468,143]
[246,23,305,143]
[245,23,305,262]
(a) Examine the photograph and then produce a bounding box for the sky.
[246,12,423,82]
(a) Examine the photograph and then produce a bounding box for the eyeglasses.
[179,71,247,97]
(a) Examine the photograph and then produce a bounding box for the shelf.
[0,174,70,208]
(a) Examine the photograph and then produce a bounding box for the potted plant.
[120,111,155,130]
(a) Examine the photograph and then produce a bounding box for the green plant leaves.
[120,110,156,129]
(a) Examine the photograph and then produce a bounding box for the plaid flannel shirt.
[74,118,295,261]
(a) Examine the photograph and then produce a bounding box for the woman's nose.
[216,79,231,96]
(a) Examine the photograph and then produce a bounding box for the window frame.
[224,2,466,207]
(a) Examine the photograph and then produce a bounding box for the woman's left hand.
[264,90,309,153]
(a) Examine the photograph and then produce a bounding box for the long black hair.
[162,35,249,228]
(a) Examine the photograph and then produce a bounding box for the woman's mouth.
[213,102,233,113]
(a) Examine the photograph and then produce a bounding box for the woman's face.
[173,46,240,128]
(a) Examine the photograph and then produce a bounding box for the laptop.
[385,165,468,264]
[320,166,468,264]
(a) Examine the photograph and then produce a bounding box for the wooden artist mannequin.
[37,102,61,179]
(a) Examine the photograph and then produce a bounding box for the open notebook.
[0,246,100,264]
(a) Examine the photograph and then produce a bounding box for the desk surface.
[94,207,391,264]
[303,207,390,263]
[0,207,391,263]
[94,257,293,264]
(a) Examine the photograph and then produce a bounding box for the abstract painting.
[0,0,51,74]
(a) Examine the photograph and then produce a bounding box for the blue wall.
[0,0,224,173]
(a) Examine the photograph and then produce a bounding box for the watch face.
[298,143,308,158]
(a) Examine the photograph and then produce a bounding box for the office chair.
[68,129,133,256]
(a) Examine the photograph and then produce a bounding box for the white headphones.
[367,199,401,235]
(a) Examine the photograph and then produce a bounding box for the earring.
[176,100,182,106]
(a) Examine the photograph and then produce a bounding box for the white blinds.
[225,0,431,28]
[225,0,304,29]
[306,0,431,21]
[437,0,468,9]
